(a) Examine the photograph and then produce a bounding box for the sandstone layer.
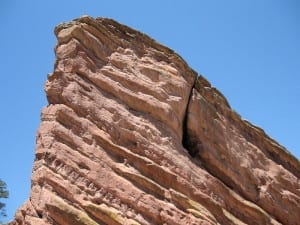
[12,16,299,225]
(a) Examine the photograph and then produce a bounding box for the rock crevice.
[12,16,299,225]
[182,73,198,157]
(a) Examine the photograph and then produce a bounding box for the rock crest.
[12,16,300,225]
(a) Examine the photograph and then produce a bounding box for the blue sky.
[0,0,299,222]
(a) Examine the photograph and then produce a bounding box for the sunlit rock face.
[12,16,299,225]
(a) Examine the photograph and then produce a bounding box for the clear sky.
[0,0,299,222]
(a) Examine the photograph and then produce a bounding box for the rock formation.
[12,16,299,225]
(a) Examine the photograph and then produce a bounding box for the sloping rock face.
[13,16,299,225]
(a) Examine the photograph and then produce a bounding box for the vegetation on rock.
[0,179,9,222]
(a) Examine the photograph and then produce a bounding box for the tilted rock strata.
[12,16,300,225]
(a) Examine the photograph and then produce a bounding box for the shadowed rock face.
[12,16,299,225]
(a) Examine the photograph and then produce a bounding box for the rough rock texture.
[12,16,299,225]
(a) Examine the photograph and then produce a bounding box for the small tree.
[0,179,9,219]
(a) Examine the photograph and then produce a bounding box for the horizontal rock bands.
[13,16,299,225]
[51,104,278,225]
[38,108,214,224]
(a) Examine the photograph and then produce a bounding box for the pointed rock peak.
[12,16,299,225]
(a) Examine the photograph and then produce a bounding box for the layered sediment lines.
[13,16,299,225]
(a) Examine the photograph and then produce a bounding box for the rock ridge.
[12,16,299,225]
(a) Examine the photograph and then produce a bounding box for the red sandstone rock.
[11,16,299,225]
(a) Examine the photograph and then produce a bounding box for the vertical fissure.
[182,75,199,157]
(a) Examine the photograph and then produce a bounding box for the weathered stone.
[12,16,299,225]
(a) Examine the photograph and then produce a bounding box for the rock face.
[12,16,299,225]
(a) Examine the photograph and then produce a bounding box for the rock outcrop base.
[12,16,300,225]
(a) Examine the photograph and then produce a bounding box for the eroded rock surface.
[12,16,300,225]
